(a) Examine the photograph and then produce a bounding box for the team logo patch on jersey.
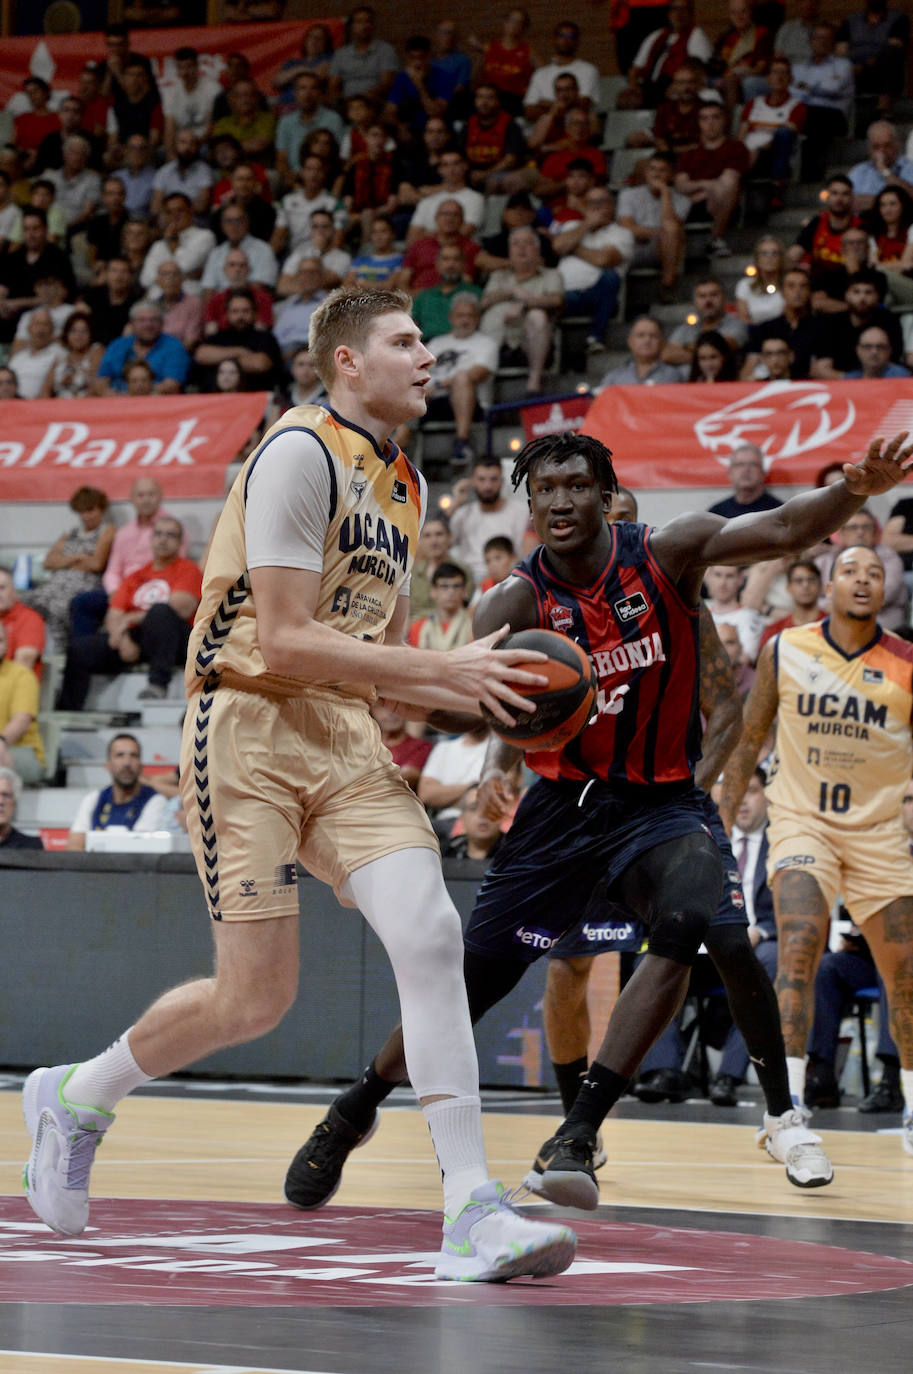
[332,586,352,615]
[730,889,744,909]
[863,666,885,684]
[613,591,649,623]
[549,605,574,632]
[350,479,367,503]
[392,480,408,503]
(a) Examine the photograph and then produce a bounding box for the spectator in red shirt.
[476,8,541,119]
[203,247,274,334]
[14,79,60,175]
[710,0,773,115]
[461,84,530,195]
[0,567,46,680]
[674,100,750,257]
[526,74,594,160]
[399,199,480,292]
[58,516,202,709]
[76,65,112,151]
[371,701,433,790]
[535,107,607,200]
[647,61,704,157]
[210,135,271,211]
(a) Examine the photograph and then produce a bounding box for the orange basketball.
[480,629,597,751]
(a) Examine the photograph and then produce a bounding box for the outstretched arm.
[652,433,913,589]
[717,639,780,831]
[694,604,742,791]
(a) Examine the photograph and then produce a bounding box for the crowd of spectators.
[0,7,908,466]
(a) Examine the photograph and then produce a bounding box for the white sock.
[786,1056,806,1108]
[66,1032,153,1113]
[901,1069,913,1117]
[423,1095,489,1216]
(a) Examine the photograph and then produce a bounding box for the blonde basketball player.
[720,542,913,1159]
[22,287,578,1282]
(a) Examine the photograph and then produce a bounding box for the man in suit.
[707,766,776,1105]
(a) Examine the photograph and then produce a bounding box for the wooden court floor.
[1,1087,912,1373]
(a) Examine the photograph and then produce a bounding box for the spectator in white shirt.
[162,46,222,152]
[417,720,491,830]
[67,733,170,852]
[450,456,531,584]
[523,20,600,120]
[9,309,64,399]
[406,150,485,245]
[201,206,278,292]
[272,155,347,258]
[140,191,216,292]
[705,564,764,663]
[551,185,634,351]
[411,294,498,467]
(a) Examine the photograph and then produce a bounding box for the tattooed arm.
[694,604,743,791]
[717,638,780,831]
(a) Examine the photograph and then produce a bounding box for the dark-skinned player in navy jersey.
[285,427,913,1212]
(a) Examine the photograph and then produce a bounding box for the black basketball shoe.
[523,1125,599,1210]
[284,1102,379,1209]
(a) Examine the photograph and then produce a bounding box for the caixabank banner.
[584,378,913,487]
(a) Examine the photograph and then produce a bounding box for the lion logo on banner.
[694,382,856,471]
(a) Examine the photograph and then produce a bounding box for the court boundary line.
[0,1350,338,1373]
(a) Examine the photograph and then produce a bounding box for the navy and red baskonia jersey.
[513,522,701,786]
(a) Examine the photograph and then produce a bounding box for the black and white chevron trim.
[195,571,251,676]
[193,682,220,920]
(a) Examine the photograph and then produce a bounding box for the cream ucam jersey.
[767,619,913,829]
[186,404,427,703]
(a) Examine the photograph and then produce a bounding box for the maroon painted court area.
[0,1203,907,1308]
[1,1197,911,1308]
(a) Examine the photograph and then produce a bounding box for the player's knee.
[464,947,527,1022]
[401,897,464,972]
[648,905,711,964]
[705,921,753,969]
[546,956,591,999]
[222,970,298,1040]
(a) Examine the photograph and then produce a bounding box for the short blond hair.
[308,285,413,388]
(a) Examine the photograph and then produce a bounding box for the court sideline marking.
[0,1352,338,1374]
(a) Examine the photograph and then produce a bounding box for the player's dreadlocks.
[510,432,618,499]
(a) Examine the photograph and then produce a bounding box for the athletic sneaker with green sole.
[22,1064,113,1236]
[435,1181,577,1282]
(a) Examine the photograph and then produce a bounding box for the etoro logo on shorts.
[515,926,558,951]
[583,921,635,943]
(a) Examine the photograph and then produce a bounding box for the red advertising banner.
[521,394,593,441]
[0,393,269,501]
[583,378,913,488]
[0,20,344,109]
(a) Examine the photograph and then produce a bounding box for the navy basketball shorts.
[464,777,728,964]
[547,791,748,959]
